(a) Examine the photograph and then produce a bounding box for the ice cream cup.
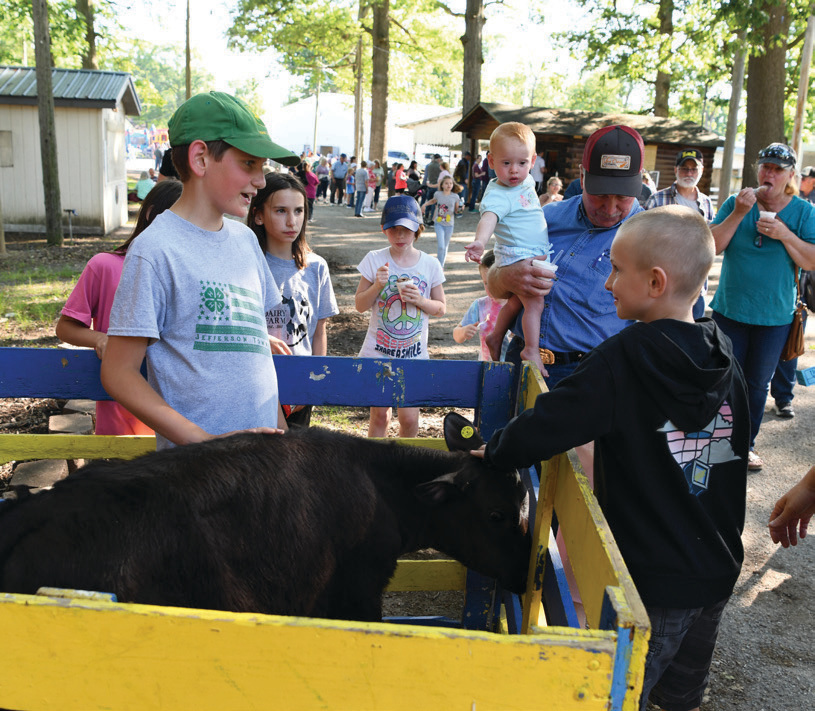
[759,211,776,221]
[396,276,411,297]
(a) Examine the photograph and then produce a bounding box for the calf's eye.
[489,511,506,523]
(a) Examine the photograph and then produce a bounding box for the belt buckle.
[539,348,555,365]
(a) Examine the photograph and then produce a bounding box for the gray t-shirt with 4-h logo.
[109,210,282,449]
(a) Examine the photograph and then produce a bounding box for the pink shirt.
[304,171,319,199]
[61,252,153,436]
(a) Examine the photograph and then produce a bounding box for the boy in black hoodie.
[478,205,749,711]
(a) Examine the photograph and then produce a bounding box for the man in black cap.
[489,124,645,388]
[800,166,815,204]
[644,148,715,319]
[644,148,714,220]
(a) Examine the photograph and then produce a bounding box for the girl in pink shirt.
[55,180,182,435]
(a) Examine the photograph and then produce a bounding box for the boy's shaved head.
[490,122,536,154]
[617,206,714,302]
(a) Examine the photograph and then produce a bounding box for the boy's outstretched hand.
[768,465,815,547]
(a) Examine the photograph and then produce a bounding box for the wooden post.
[0,194,6,256]
[312,67,321,157]
[718,35,746,209]
[31,0,63,247]
[352,0,367,160]
[185,0,191,100]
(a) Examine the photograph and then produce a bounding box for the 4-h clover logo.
[203,286,226,313]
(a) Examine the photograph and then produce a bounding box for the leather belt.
[539,348,586,366]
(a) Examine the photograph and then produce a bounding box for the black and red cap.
[581,125,645,198]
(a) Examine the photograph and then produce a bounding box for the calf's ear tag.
[460,425,474,439]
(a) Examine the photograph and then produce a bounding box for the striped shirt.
[643,183,715,222]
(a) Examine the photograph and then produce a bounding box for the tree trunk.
[76,0,97,70]
[461,0,484,116]
[31,0,63,247]
[743,0,790,187]
[653,0,673,117]
[368,0,389,166]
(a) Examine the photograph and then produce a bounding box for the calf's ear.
[415,473,461,506]
[443,412,484,452]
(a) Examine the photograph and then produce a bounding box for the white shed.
[0,65,141,235]
[398,110,464,148]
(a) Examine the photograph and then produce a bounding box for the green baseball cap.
[168,91,299,166]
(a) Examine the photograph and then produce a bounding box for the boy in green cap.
[102,92,300,449]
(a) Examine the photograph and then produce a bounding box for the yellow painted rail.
[0,593,620,711]
[0,434,449,466]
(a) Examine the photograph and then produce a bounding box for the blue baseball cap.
[381,195,422,231]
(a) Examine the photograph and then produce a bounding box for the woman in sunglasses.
[709,143,815,471]
[710,143,815,470]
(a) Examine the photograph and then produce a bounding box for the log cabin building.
[452,102,723,195]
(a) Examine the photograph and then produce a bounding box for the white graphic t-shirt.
[357,247,445,360]
[264,251,339,355]
[108,211,283,449]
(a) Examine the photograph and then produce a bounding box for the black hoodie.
[485,318,749,608]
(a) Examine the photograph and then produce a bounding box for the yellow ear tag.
[460,426,474,439]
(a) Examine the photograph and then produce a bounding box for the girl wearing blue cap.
[354,195,447,437]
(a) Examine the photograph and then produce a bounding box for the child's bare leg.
[396,407,419,438]
[519,293,547,376]
[368,406,392,438]
[486,295,522,361]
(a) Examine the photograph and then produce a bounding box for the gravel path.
[306,199,815,711]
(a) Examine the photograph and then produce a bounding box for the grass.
[1,229,126,337]
[311,405,370,434]
[0,268,81,330]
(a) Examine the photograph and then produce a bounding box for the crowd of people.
[60,89,815,711]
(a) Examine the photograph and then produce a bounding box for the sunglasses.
[758,144,796,163]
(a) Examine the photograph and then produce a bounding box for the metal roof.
[452,102,723,148]
[0,65,141,115]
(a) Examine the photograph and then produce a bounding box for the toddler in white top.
[464,122,552,374]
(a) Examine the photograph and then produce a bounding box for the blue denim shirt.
[512,195,641,352]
